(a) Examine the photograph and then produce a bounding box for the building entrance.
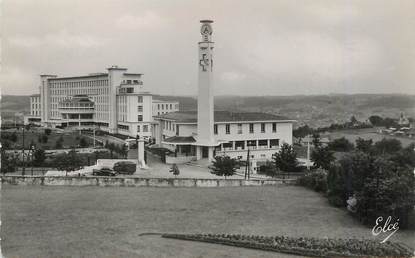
[202,146,209,158]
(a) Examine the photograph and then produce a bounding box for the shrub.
[209,155,237,178]
[328,137,354,152]
[296,170,327,193]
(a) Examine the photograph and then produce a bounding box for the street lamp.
[30,145,35,176]
[0,142,3,175]
[20,126,26,176]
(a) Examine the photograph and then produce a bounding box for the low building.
[152,110,295,172]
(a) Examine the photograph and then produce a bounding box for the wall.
[1,175,295,187]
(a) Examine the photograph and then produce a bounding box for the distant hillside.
[2,94,414,128]
[1,95,31,123]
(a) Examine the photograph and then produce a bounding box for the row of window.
[157,103,178,110]
[117,124,129,131]
[214,123,277,135]
[122,79,142,85]
[137,124,150,133]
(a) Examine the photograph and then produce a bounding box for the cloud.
[8,31,106,49]
[240,30,381,81]
[115,11,165,30]
[220,71,247,83]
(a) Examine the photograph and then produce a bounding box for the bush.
[296,170,327,193]
[328,137,354,152]
[209,155,237,178]
[113,161,136,174]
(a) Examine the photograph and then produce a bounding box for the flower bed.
[162,233,413,257]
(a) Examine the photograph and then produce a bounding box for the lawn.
[1,185,414,258]
[2,129,94,149]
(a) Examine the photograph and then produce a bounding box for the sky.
[1,0,415,96]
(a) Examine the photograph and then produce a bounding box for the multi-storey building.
[25,66,179,139]
[152,100,179,116]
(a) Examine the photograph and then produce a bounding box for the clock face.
[201,24,212,36]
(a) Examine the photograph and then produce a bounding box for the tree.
[10,132,17,142]
[54,149,83,176]
[41,134,48,143]
[311,146,335,170]
[369,115,384,126]
[209,155,237,178]
[328,137,354,152]
[355,138,373,153]
[55,138,63,149]
[32,149,46,166]
[79,137,88,148]
[312,133,322,148]
[117,144,128,158]
[373,138,402,155]
[350,115,358,125]
[293,125,313,143]
[1,151,18,174]
[272,143,300,172]
[44,128,52,135]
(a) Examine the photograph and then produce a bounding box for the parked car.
[113,161,136,175]
[92,167,117,176]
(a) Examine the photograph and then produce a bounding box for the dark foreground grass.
[1,185,414,258]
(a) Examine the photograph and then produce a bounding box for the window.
[170,104,172,109]
[225,124,230,134]
[137,125,140,132]
[214,124,218,134]
[261,123,265,133]
[137,115,143,121]
[137,105,143,112]
[272,123,277,132]
[249,123,254,133]
[143,125,148,132]
[237,124,242,134]
[161,104,164,110]
[158,104,160,109]
[126,87,133,93]
[176,124,179,135]
[127,80,132,84]
[137,96,143,102]
[270,139,279,148]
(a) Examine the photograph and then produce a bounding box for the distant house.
[398,112,410,127]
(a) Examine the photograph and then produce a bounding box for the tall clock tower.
[197,20,214,147]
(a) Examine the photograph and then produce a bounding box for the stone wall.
[1,175,295,187]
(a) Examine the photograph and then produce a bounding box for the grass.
[2,185,414,258]
[324,128,415,147]
[3,129,94,149]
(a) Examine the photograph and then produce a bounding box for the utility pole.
[306,135,310,170]
[22,126,26,176]
[93,124,96,148]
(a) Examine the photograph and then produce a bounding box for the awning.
[162,136,196,145]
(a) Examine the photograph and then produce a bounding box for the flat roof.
[155,111,294,123]
[153,99,179,103]
[48,73,108,81]
[123,73,143,76]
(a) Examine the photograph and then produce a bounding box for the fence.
[1,175,296,187]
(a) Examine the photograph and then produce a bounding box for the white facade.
[152,100,179,116]
[154,112,294,171]
[151,20,296,172]
[25,66,179,139]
